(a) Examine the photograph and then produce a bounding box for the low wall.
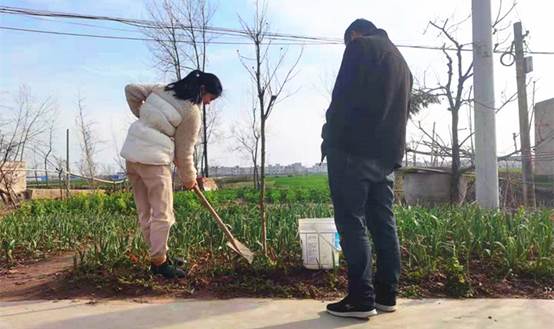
[26,189,105,200]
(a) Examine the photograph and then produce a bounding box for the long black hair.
[165,70,222,104]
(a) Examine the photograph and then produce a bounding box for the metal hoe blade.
[226,240,254,264]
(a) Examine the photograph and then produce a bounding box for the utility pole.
[513,22,536,208]
[66,129,70,197]
[472,0,499,208]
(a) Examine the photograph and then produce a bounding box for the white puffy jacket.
[120,84,201,184]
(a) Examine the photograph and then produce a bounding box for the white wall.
[535,98,554,177]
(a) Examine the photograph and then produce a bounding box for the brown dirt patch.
[0,253,75,301]
[1,253,552,302]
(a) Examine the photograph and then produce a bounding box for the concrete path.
[1,298,552,329]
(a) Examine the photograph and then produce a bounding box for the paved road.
[1,298,552,329]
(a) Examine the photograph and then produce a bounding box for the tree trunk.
[58,171,63,199]
[253,163,259,190]
[44,145,52,187]
[259,118,267,255]
[253,140,260,189]
[253,36,268,255]
[44,159,49,187]
[450,108,461,204]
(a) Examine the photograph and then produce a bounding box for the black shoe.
[150,257,186,273]
[326,296,377,319]
[150,260,186,279]
[375,284,397,312]
[167,254,187,267]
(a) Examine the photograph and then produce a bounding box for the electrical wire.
[2,5,554,54]
[0,25,329,45]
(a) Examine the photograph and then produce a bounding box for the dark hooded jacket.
[321,29,412,169]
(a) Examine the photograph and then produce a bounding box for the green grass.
[215,174,329,190]
[2,190,552,296]
[267,175,329,190]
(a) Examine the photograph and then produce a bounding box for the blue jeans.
[326,148,401,303]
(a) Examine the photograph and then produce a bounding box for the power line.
[0,5,334,43]
[0,25,164,42]
[4,24,554,55]
[0,26,329,45]
[2,5,554,55]
[17,13,143,33]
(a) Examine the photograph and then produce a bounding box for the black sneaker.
[326,296,377,319]
[167,254,187,267]
[375,284,397,312]
[150,260,186,279]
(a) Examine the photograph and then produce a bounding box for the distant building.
[209,162,328,177]
[267,164,285,176]
[211,166,254,177]
[535,98,554,179]
[308,162,327,174]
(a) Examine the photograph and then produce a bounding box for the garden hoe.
[193,185,254,264]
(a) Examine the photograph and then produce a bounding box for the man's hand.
[320,140,328,163]
[321,123,329,162]
[183,179,197,190]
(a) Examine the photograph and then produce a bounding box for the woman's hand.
[183,179,197,190]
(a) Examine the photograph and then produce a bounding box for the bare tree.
[198,101,221,177]
[111,129,126,174]
[40,121,56,187]
[0,85,56,206]
[30,146,41,187]
[144,0,216,177]
[239,0,303,254]
[193,103,220,174]
[143,0,187,79]
[52,155,67,197]
[232,93,261,189]
[76,97,100,186]
[176,0,216,177]
[418,2,517,203]
[423,17,476,203]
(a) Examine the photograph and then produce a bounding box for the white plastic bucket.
[298,218,341,270]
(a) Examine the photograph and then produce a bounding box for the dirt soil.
[0,254,76,301]
[1,253,552,302]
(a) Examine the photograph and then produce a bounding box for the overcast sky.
[1,0,553,172]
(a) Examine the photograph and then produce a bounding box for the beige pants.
[126,161,175,265]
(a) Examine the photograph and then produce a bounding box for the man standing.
[322,19,412,319]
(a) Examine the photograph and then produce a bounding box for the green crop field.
[267,175,329,190]
[1,186,552,298]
